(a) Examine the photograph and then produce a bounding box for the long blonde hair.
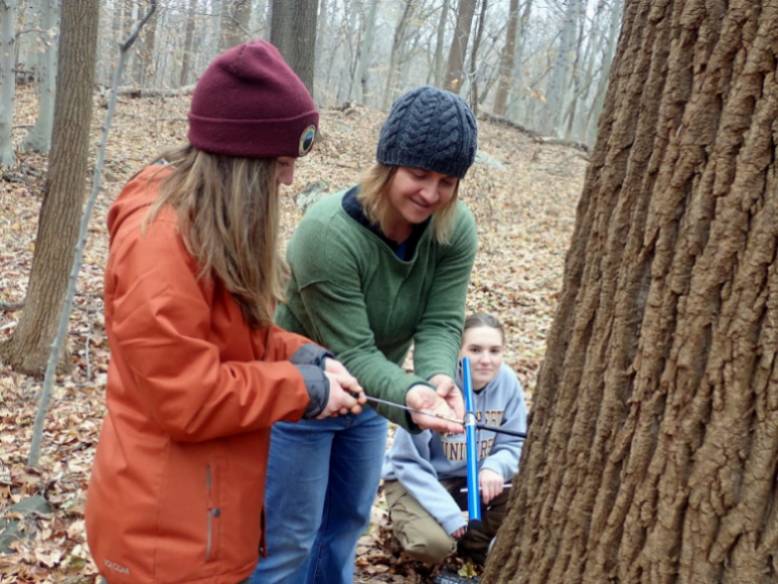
[357,163,460,244]
[145,145,284,328]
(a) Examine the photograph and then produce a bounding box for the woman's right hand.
[406,385,464,434]
[317,369,365,418]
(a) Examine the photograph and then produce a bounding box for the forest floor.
[0,87,587,583]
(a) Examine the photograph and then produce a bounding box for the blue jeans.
[251,407,388,584]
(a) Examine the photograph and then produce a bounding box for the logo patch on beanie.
[298,125,317,157]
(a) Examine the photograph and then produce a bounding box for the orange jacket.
[86,166,312,583]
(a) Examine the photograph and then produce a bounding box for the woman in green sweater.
[251,86,478,584]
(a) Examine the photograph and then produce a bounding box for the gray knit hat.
[376,86,477,179]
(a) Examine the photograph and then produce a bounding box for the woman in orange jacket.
[85,40,364,584]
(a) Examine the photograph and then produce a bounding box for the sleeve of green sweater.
[413,204,478,380]
[288,218,427,430]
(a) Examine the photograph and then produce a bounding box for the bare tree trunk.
[0,0,99,375]
[179,0,197,86]
[137,7,157,87]
[492,0,518,116]
[467,0,488,113]
[444,0,475,94]
[506,0,532,119]
[315,0,328,82]
[561,0,588,141]
[270,0,317,95]
[356,0,377,105]
[21,0,58,153]
[484,1,778,582]
[433,0,450,88]
[123,0,138,84]
[542,0,581,136]
[0,0,18,166]
[383,0,415,109]
[220,0,251,50]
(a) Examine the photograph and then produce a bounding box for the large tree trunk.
[0,0,99,376]
[270,0,317,95]
[443,0,476,94]
[484,1,778,583]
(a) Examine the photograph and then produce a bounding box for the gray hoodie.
[383,362,528,535]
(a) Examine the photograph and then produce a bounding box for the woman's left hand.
[428,374,465,420]
[324,358,366,414]
[479,468,505,505]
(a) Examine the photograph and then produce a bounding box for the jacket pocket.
[205,463,221,562]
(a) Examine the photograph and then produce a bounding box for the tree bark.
[21,0,58,153]
[0,0,99,376]
[270,0,317,95]
[484,1,778,583]
[443,0,476,94]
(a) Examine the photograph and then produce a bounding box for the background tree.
[0,0,18,166]
[383,0,416,109]
[466,0,488,112]
[443,0,475,94]
[135,2,157,87]
[220,0,251,50]
[20,0,58,153]
[0,0,99,375]
[542,0,584,136]
[179,0,198,86]
[270,0,317,95]
[492,0,519,117]
[355,0,378,104]
[484,0,778,582]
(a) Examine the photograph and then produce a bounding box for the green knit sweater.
[276,188,478,430]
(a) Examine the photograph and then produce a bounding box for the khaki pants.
[383,477,509,565]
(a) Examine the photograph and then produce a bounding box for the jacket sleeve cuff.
[442,513,468,535]
[293,363,330,418]
[290,343,334,368]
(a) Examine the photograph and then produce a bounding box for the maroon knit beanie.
[188,40,318,159]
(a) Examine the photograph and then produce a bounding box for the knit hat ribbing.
[188,40,318,159]
[376,86,477,179]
